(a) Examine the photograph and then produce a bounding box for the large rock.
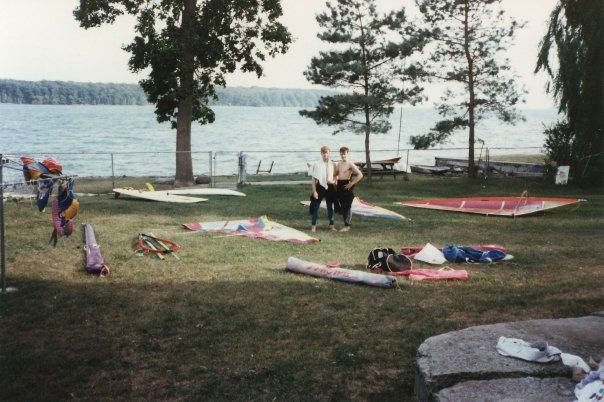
[435,377,575,402]
[416,314,604,401]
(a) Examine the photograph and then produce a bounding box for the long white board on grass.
[113,188,207,203]
[153,188,246,197]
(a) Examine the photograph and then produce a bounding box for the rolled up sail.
[83,224,109,277]
[285,257,396,288]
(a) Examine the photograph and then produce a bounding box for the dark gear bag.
[367,248,412,274]
[367,248,396,272]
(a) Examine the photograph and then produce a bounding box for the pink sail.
[398,196,583,217]
[301,197,408,220]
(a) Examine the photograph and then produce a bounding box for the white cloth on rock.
[496,336,590,372]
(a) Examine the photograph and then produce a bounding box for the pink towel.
[402,267,468,281]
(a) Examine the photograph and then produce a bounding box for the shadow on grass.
[2,266,603,400]
[1,276,442,401]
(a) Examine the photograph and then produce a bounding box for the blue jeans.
[310,184,335,225]
[311,199,334,225]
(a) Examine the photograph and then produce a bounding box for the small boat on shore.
[410,165,450,175]
[435,157,546,177]
[372,157,402,164]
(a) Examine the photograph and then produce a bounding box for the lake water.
[0,104,559,181]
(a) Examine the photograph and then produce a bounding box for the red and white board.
[397,196,583,217]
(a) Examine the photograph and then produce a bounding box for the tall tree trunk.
[463,0,477,178]
[357,8,372,186]
[175,0,196,186]
[176,98,194,186]
[363,83,372,185]
[364,108,372,186]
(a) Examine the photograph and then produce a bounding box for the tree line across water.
[0,79,336,107]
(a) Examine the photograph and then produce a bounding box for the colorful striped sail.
[183,217,318,244]
[301,197,408,220]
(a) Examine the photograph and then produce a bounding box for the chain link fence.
[2,146,546,192]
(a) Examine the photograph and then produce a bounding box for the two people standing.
[308,146,363,232]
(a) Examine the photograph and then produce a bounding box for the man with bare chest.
[335,147,363,232]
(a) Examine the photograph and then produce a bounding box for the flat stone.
[416,315,604,400]
[435,377,575,402]
[592,311,604,318]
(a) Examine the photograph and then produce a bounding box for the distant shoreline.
[0,102,557,112]
[0,78,337,107]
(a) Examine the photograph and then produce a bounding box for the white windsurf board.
[113,188,207,203]
[153,188,245,197]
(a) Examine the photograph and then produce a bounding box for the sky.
[0,0,557,108]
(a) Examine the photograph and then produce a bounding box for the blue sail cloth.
[36,179,55,211]
[443,245,507,263]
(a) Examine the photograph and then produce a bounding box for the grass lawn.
[1,175,602,400]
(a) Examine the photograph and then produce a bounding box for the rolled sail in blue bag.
[443,245,507,263]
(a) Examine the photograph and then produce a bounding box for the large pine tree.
[75,0,291,185]
[300,0,426,185]
[412,0,525,177]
